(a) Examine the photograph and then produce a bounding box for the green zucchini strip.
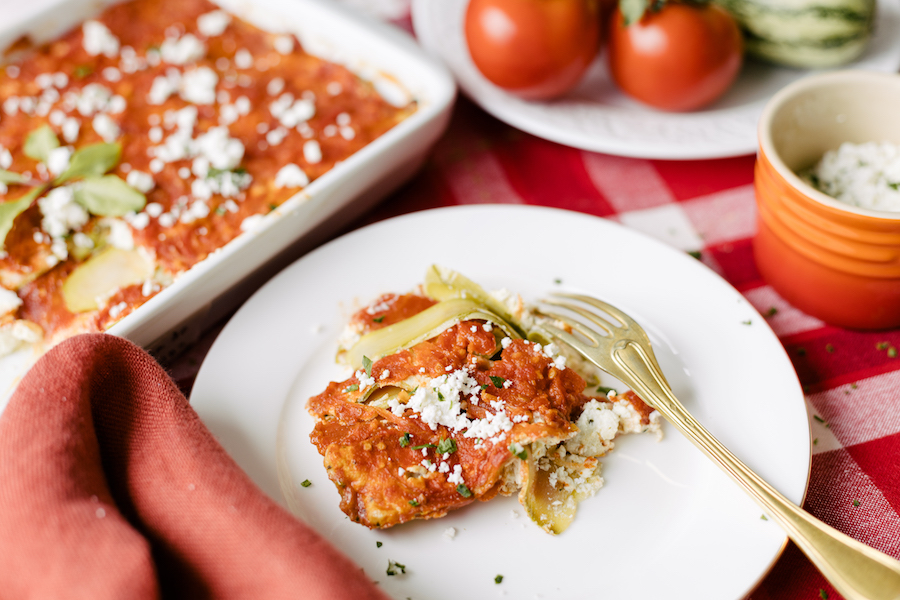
[344,297,520,369]
[423,265,529,339]
[520,452,577,535]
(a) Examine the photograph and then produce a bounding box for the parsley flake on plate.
[386,560,406,576]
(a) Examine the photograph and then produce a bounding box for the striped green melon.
[714,0,876,68]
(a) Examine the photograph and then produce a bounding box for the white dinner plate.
[190,205,810,600]
[411,0,900,159]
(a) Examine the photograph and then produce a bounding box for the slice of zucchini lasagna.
[307,266,661,534]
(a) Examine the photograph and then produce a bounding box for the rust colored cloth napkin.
[0,333,388,600]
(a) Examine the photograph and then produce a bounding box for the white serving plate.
[412,0,900,159]
[191,205,811,600]
[0,0,456,407]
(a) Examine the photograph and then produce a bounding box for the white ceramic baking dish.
[0,0,456,405]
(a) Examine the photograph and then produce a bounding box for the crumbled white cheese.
[355,369,376,391]
[0,147,12,170]
[267,77,285,96]
[326,81,342,96]
[234,49,254,70]
[443,527,456,540]
[180,67,218,105]
[126,212,150,230]
[197,10,231,37]
[160,33,207,65]
[102,67,122,82]
[274,164,309,188]
[145,202,163,218]
[564,400,620,457]
[0,319,43,357]
[74,83,113,117]
[92,114,120,142]
[805,141,900,211]
[82,20,120,58]
[148,69,181,105]
[38,186,88,239]
[72,232,94,249]
[274,35,294,55]
[126,170,155,193]
[266,127,288,146]
[240,214,264,232]
[46,146,72,177]
[102,218,134,250]
[447,464,464,485]
[0,288,22,316]
[61,118,80,143]
[303,140,322,164]
[195,126,244,170]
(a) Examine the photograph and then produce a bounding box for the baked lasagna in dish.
[308,266,661,534]
[0,0,414,357]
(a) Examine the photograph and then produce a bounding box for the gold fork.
[533,292,900,600]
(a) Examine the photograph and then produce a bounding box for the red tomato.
[464,0,602,100]
[607,2,743,111]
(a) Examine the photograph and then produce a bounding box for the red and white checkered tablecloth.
[170,6,900,599]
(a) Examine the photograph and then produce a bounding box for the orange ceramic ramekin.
[754,71,900,330]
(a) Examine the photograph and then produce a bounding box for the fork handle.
[614,341,900,600]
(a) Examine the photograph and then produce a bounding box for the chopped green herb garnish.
[345,384,359,392]
[489,375,505,388]
[813,415,825,424]
[797,347,807,356]
[480,384,489,390]
[889,347,898,358]
[596,385,617,396]
[760,514,768,521]
[74,64,94,79]
[386,560,406,576]
[373,315,385,323]
[268,203,278,212]
[411,443,436,450]
[554,278,562,284]
[363,355,373,377]
[436,438,457,454]
[742,320,752,326]
[300,479,311,488]
[509,443,527,460]
[767,307,778,316]
[851,382,858,389]
[814,438,818,445]
[376,541,383,548]
[852,499,860,507]
[889,182,900,190]
[825,343,835,353]
[820,589,829,600]
[437,391,445,401]
[877,341,889,350]
[494,575,504,584]
[399,432,411,447]
[409,499,420,507]
[457,483,472,498]
[215,205,227,215]
[687,250,702,260]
